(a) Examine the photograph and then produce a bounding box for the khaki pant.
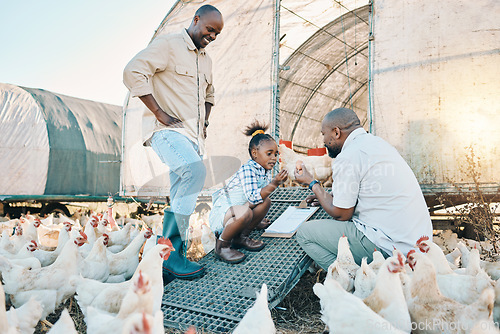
[296,219,389,271]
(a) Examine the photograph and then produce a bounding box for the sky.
[0,0,177,106]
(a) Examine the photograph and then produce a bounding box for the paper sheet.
[264,206,319,234]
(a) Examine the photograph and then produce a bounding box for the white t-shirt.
[331,128,432,255]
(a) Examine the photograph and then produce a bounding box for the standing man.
[123,5,224,280]
[294,108,432,270]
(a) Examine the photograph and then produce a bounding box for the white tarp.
[371,0,500,185]
[0,83,49,194]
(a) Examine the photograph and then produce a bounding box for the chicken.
[278,144,332,184]
[458,242,500,280]
[1,282,19,334]
[33,222,72,266]
[0,240,37,260]
[107,228,153,280]
[76,237,174,315]
[233,284,275,334]
[433,230,459,254]
[19,216,39,244]
[79,219,99,259]
[406,251,494,333]
[9,289,57,320]
[32,217,61,248]
[363,253,411,333]
[325,235,359,292]
[0,233,87,302]
[353,257,377,298]
[47,309,78,334]
[85,271,155,334]
[416,235,455,275]
[445,248,462,269]
[121,311,165,334]
[107,223,134,248]
[313,278,405,333]
[0,230,17,254]
[420,243,495,305]
[6,297,43,334]
[369,248,386,274]
[81,235,110,282]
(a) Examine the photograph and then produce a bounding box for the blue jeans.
[150,130,206,217]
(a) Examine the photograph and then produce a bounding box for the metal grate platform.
[161,187,319,333]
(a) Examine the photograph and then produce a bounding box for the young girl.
[209,121,288,264]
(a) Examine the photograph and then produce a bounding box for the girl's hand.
[272,170,288,186]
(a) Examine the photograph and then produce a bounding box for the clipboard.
[261,204,319,238]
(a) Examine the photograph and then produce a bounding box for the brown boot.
[215,238,246,264]
[232,230,265,251]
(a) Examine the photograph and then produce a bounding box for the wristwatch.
[204,120,209,128]
[308,179,320,190]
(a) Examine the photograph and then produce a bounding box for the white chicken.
[33,222,72,267]
[6,297,43,334]
[325,235,359,292]
[47,309,78,334]
[85,270,155,334]
[353,257,377,298]
[10,289,57,320]
[458,241,500,280]
[107,228,153,280]
[233,284,275,334]
[0,232,87,303]
[79,219,99,259]
[415,236,455,275]
[121,311,165,334]
[406,251,494,333]
[81,235,110,282]
[313,279,405,333]
[363,253,411,333]
[0,240,37,260]
[1,281,19,334]
[369,248,387,274]
[76,237,174,315]
[278,144,332,185]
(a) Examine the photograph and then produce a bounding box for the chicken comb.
[136,270,145,288]
[416,235,429,245]
[158,237,173,248]
[79,230,88,240]
[35,218,41,223]
[31,240,38,247]
[142,312,151,332]
[374,247,377,252]
[103,233,109,239]
[397,252,404,266]
[407,249,416,258]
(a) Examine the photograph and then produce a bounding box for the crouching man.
[294,108,432,269]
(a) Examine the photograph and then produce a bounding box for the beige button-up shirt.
[123,29,215,155]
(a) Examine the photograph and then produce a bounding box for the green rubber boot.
[158,210,205,281]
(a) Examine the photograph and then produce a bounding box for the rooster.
[313,278,406,333]
[278,144,332,185]
[363,253,411,333]
[233,284,275,334]
[406,251,494,333]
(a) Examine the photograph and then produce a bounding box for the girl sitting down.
[209,121,288,264]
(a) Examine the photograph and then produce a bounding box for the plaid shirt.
[222,159,272,205]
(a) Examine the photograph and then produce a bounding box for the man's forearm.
[311,183,354,221]
[139,94,180,127]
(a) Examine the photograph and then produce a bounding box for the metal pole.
[271,0,281,142]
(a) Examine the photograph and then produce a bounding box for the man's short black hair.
[195,5,221,18]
